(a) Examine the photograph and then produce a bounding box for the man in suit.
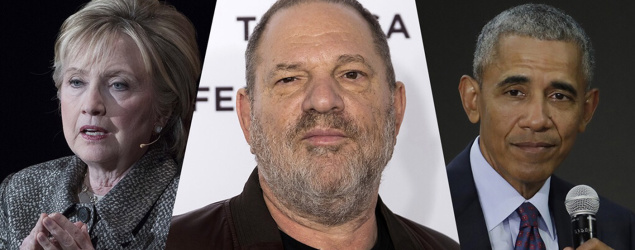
[448,4,635,250]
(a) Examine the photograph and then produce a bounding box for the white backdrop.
[173,0,459,241]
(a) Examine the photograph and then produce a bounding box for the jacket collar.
[230,168,283,248]
[51,147,177,245]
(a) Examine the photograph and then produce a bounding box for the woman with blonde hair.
[0,0,200,248]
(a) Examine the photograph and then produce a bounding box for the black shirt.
[280,205,394,249]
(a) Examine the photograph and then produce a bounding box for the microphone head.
[565,184,600,217]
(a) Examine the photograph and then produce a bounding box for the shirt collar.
[469,137,555,237]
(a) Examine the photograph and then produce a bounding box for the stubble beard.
[250,107,396,226]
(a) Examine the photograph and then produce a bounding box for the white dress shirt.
[470,137,559,250]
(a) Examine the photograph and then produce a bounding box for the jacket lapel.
[447,141,492,250]
[95,147,178,245]
[49,156,86,215]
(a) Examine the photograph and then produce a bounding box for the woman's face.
[60,35,157,168]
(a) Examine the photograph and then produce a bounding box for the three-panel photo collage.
[2,0,634,249]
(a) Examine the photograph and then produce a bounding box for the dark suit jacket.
[447,141,635,249]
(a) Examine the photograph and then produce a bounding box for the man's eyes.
[276,77,298,84]
[503,89,573,102]
[505,89,525,97]
[342,70,367,80]
[344,71,360,79]
[274,70,367,85]
[550,92,572,101]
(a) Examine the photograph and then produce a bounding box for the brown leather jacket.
[166,168,459,250]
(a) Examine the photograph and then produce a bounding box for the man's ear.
[459,75,481,124]
[579,88,599,132]
[236,88,252,145]
[392,81,406,137]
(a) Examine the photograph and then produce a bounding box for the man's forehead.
[265,54,375,81]
[261,2,372,49]
[269,2,366,28]
[255,2,380,71]
[485,36,584,78]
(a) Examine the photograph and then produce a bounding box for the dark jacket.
[167,168,459,250]
[447,141,635,250]
[0,147,179,250]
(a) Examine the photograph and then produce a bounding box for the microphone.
[140,135,161,148]
[565,184,600,248]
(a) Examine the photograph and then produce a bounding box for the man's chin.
[309,175,357,193]
[304,144,345,155]
[513,164,558,183]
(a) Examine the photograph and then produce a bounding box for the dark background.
[0,1,215,180]
[418,0,635,212]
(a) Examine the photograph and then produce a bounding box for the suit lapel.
[447,141,492,250]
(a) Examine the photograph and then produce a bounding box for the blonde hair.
[53,0,201,161]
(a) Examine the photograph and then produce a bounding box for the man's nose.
[518,96,553,132]
[301,75,344,113]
